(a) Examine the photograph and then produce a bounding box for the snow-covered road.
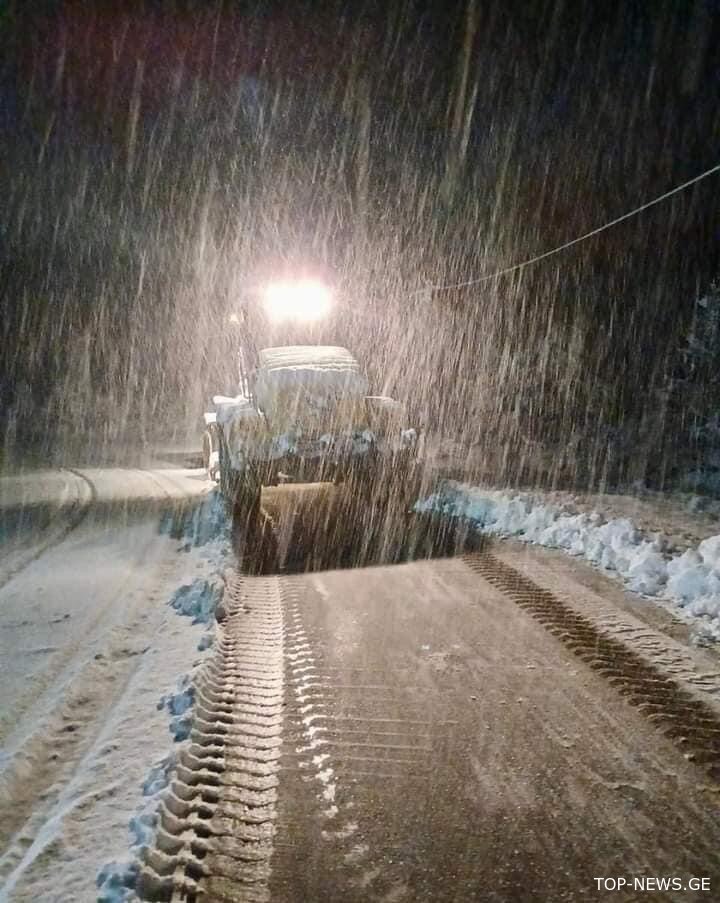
[3,466,720,901]
[0,468,218,902]
[0,466,206,514]
[0,468,207,591]
[135,485,720,903]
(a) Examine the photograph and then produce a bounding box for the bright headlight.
[262,279,333,322]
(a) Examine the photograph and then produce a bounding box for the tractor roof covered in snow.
[254,345,369,413]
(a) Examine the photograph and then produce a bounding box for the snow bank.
[97,670,202,896]
[169,576,224,625]
[96,860,139,902]
[160,486,229,548]
[97,491,229,897]
[160,491,227,650]
[159,674,195,742]
[419,482,720,640]
[96,754,174,902]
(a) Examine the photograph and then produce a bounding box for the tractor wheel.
[231,473,262,536]
[216,429,236,501]
[202,424,221,481]
[390,449,424,513]
[216,433,263,542]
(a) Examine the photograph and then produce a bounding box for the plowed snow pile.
[420,482,720,641]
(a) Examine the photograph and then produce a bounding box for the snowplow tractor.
[203,344,421,539]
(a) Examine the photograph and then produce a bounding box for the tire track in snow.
[270,576,436,903]
[0,468,206,751]
[0,468,180,748]
[0,471,186,882]
[464,550,720,784]
[133,468,196,506]
[494,542,720,697]
[0,588,175,897]
[136,575,284,902]
[0,467,95,592]
[0,553,185,885]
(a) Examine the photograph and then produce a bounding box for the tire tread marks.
[464,551,720,783]
[136,576,284,902]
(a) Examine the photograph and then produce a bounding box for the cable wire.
[416,160,720,293]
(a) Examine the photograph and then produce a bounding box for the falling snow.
[2,3,720,899]
[1,3,719,483]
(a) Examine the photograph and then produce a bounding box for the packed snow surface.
[419,482,720,640]
[0,502,213,899]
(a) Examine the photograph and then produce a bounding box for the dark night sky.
[1,0,720,465]
[3,1,719,221]
[3,0,719,292]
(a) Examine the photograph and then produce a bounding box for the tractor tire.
[202,424,221,481]
[231,474,262,536]
[390,448,424,513]
[216,430,263,544]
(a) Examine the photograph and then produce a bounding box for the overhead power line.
[416,160,720,293]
